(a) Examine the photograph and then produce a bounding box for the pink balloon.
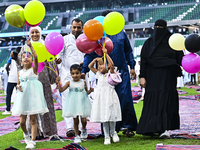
[182,53,200,74]
[45,32,64,56]
[95,37,113,56]
[76,33,99,54]
[32,62,45,73]
[26,20,42,27]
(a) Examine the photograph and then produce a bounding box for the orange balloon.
[84,20,104,41]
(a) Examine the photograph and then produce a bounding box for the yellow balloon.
[47,52,55,62]
[5,5,25,28]
[32,42,47,62]
[169,33,185,50]
[24,0,45,25]
[103,12,125,35]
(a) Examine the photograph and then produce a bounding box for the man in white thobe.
[57,18,84,137]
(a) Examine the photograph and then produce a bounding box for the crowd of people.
[0,11,196,149]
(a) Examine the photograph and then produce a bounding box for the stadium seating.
[1,15,60,33]
[0,49,11,68]
[134,4,198,24]
[74,10,124,24]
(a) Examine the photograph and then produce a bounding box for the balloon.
[76,33,99,54]
[24,0,45,25]
[47,51,56,62]
[103,12,125,35]
[5,5,25,28]
[32,62,45,73]
[95,37,113,56]
[32,42,48,62]
[94,16,106,38]
[182,53,200,74]
[168,33,185,51]
[45,32,64,56]
[25,20,42,27]
[84,20,104,41]
[185,33,200,53]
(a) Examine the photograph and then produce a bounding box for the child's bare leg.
[30,114,37,141]
[81,117,87,129]
[73,116,79,135]
[20,115,27,134]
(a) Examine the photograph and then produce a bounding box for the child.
[88,48,122,145]
[11,40,49,149]
[56,64,92,143]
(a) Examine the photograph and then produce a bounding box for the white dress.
[90,71,122,123]
[12,68,49,116]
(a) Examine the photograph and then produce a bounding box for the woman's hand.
[55,58,62,64]
[56,76,61,84]
[130,69,136,80]
[27,40,32,47]
[140,78,146,88]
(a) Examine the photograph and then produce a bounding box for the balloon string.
[45,65,57,74]
[46,61,58,75]
[23,25,29,58]
[54,59,59,75]
[53,59,58,75]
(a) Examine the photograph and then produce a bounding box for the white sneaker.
[74,135,81,143]
[104,137,111,145]
[23,132,31,144]
[81,128,88,139]
[25,141,36,149]
[111,133,120,143]
[2,110,11,115]
[159,130,170,139]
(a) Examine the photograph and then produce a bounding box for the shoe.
[23,132,31,144]
[111,132,119,143]
[2,110,11,115]
[159,130,170,139]
[74,135,81,143]
[25,141,36,149]
[104,137,111,145]
[81,128,88,139]
[66,130,75,137]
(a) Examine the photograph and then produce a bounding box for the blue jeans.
[6,82,17,111]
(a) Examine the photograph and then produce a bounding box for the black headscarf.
[150,19,171,56]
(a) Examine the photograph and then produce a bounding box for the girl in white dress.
[56,64,93,143]
[89,48,122,145]
[12,40,49,149]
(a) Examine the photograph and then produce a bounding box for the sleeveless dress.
[62,79,91,118]
[90,71,122,123]
[12,68,49,116]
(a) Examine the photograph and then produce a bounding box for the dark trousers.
[191,74,196,85]
[6,82,17,111]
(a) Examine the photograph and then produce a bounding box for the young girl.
[89,48,122,145]
[11,40,49,149]
[56,64,92,143]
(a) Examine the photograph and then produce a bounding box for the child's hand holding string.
[27,40,32,48]
[102,47,108,54]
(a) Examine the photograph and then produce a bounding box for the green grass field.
[0,87,199,150]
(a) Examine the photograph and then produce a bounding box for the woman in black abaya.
[136,19,184,137]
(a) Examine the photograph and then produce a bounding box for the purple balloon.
[45,32,64,55]
[182,53,200,74]
[76,33,99,54]
[32,62,45,73]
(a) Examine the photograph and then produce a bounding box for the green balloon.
[103,12,125,35]
[5,4,25,28]
[32,42,48,63]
